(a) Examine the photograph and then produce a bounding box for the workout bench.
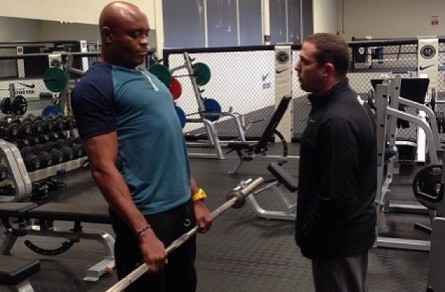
[245,162,298,221]
[226,95,298,174]
[0,255,40,292]
[0,201,115,282]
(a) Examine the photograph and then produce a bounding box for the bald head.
[99,1,143,31]
[99,1,150,68]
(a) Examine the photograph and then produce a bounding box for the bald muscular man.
[71,2,212,291]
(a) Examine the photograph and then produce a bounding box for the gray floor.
[0,143,432,292]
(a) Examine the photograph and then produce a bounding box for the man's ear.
[101,27,113,43]
[324,63,335,76]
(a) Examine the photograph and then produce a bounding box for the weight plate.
[203,98,222,122]
[42,105,62,117]
[148,64,172,88]
[175,105,186,128]
[44,67,67,92]
[193,62,211,86]
[169,77,182,100]
[11,95,28,115]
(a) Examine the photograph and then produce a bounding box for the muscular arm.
[82,131,167,271]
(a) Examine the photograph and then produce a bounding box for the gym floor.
[0,143,431,292]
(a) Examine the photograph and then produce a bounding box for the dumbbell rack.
[26,157,88,182]
[0,138,88,202]
[0,139,32,202]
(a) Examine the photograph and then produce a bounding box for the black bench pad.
[0,202,38,217]
[0,255,40,285]
[267,162,299,192]
[227,142,256,150]
[23,202,111,224]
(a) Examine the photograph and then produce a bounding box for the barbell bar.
[105,176,265,292]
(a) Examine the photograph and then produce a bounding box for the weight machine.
[410,142,445,291]
[374,75,442,251]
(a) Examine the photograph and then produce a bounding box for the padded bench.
[0,201,114,282]
[0,255,40,292]
[267,162,298,192]
[21,202,111,224]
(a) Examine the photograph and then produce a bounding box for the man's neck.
[318,76,345,95]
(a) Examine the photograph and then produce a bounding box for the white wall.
[313,0,338,34]
[0,17,42,42]
[0,0,162,54]
[339,0,445,41]
[0,0,157,28]
[41,22,100,41]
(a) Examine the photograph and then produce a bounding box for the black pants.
[110,200,197,292]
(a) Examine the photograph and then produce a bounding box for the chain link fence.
[164,47,277,140]
[165,38,445,143]
[1,38,443,149]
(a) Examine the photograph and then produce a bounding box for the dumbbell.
[17,118,33,138]
[31,182,49,201]
[50,148,64,164]
[53,139,74,161]
[65,116,76,130]
[31,144,53,168]
[0,118,20,139]
[42,116,55,133]
[66,136,81,146]
[53,114,66,132]
[66,137,84,158]
[20,146,41,172]
[55,139,69,148]
[39,134,51,143]
[44,141,64,164]
[71,144,84,158]
[8,119,34,147]
[48,132,67,141]
[42,177,66,191]
[14,138,32,149]
[24,115,44,135]
[27,136,44,146]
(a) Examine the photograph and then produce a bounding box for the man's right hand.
[138,229,167,272]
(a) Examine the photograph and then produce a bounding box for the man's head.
[295,33,350,94]
[99,1,150,68]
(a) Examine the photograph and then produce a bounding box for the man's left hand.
[194,199,212,233]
